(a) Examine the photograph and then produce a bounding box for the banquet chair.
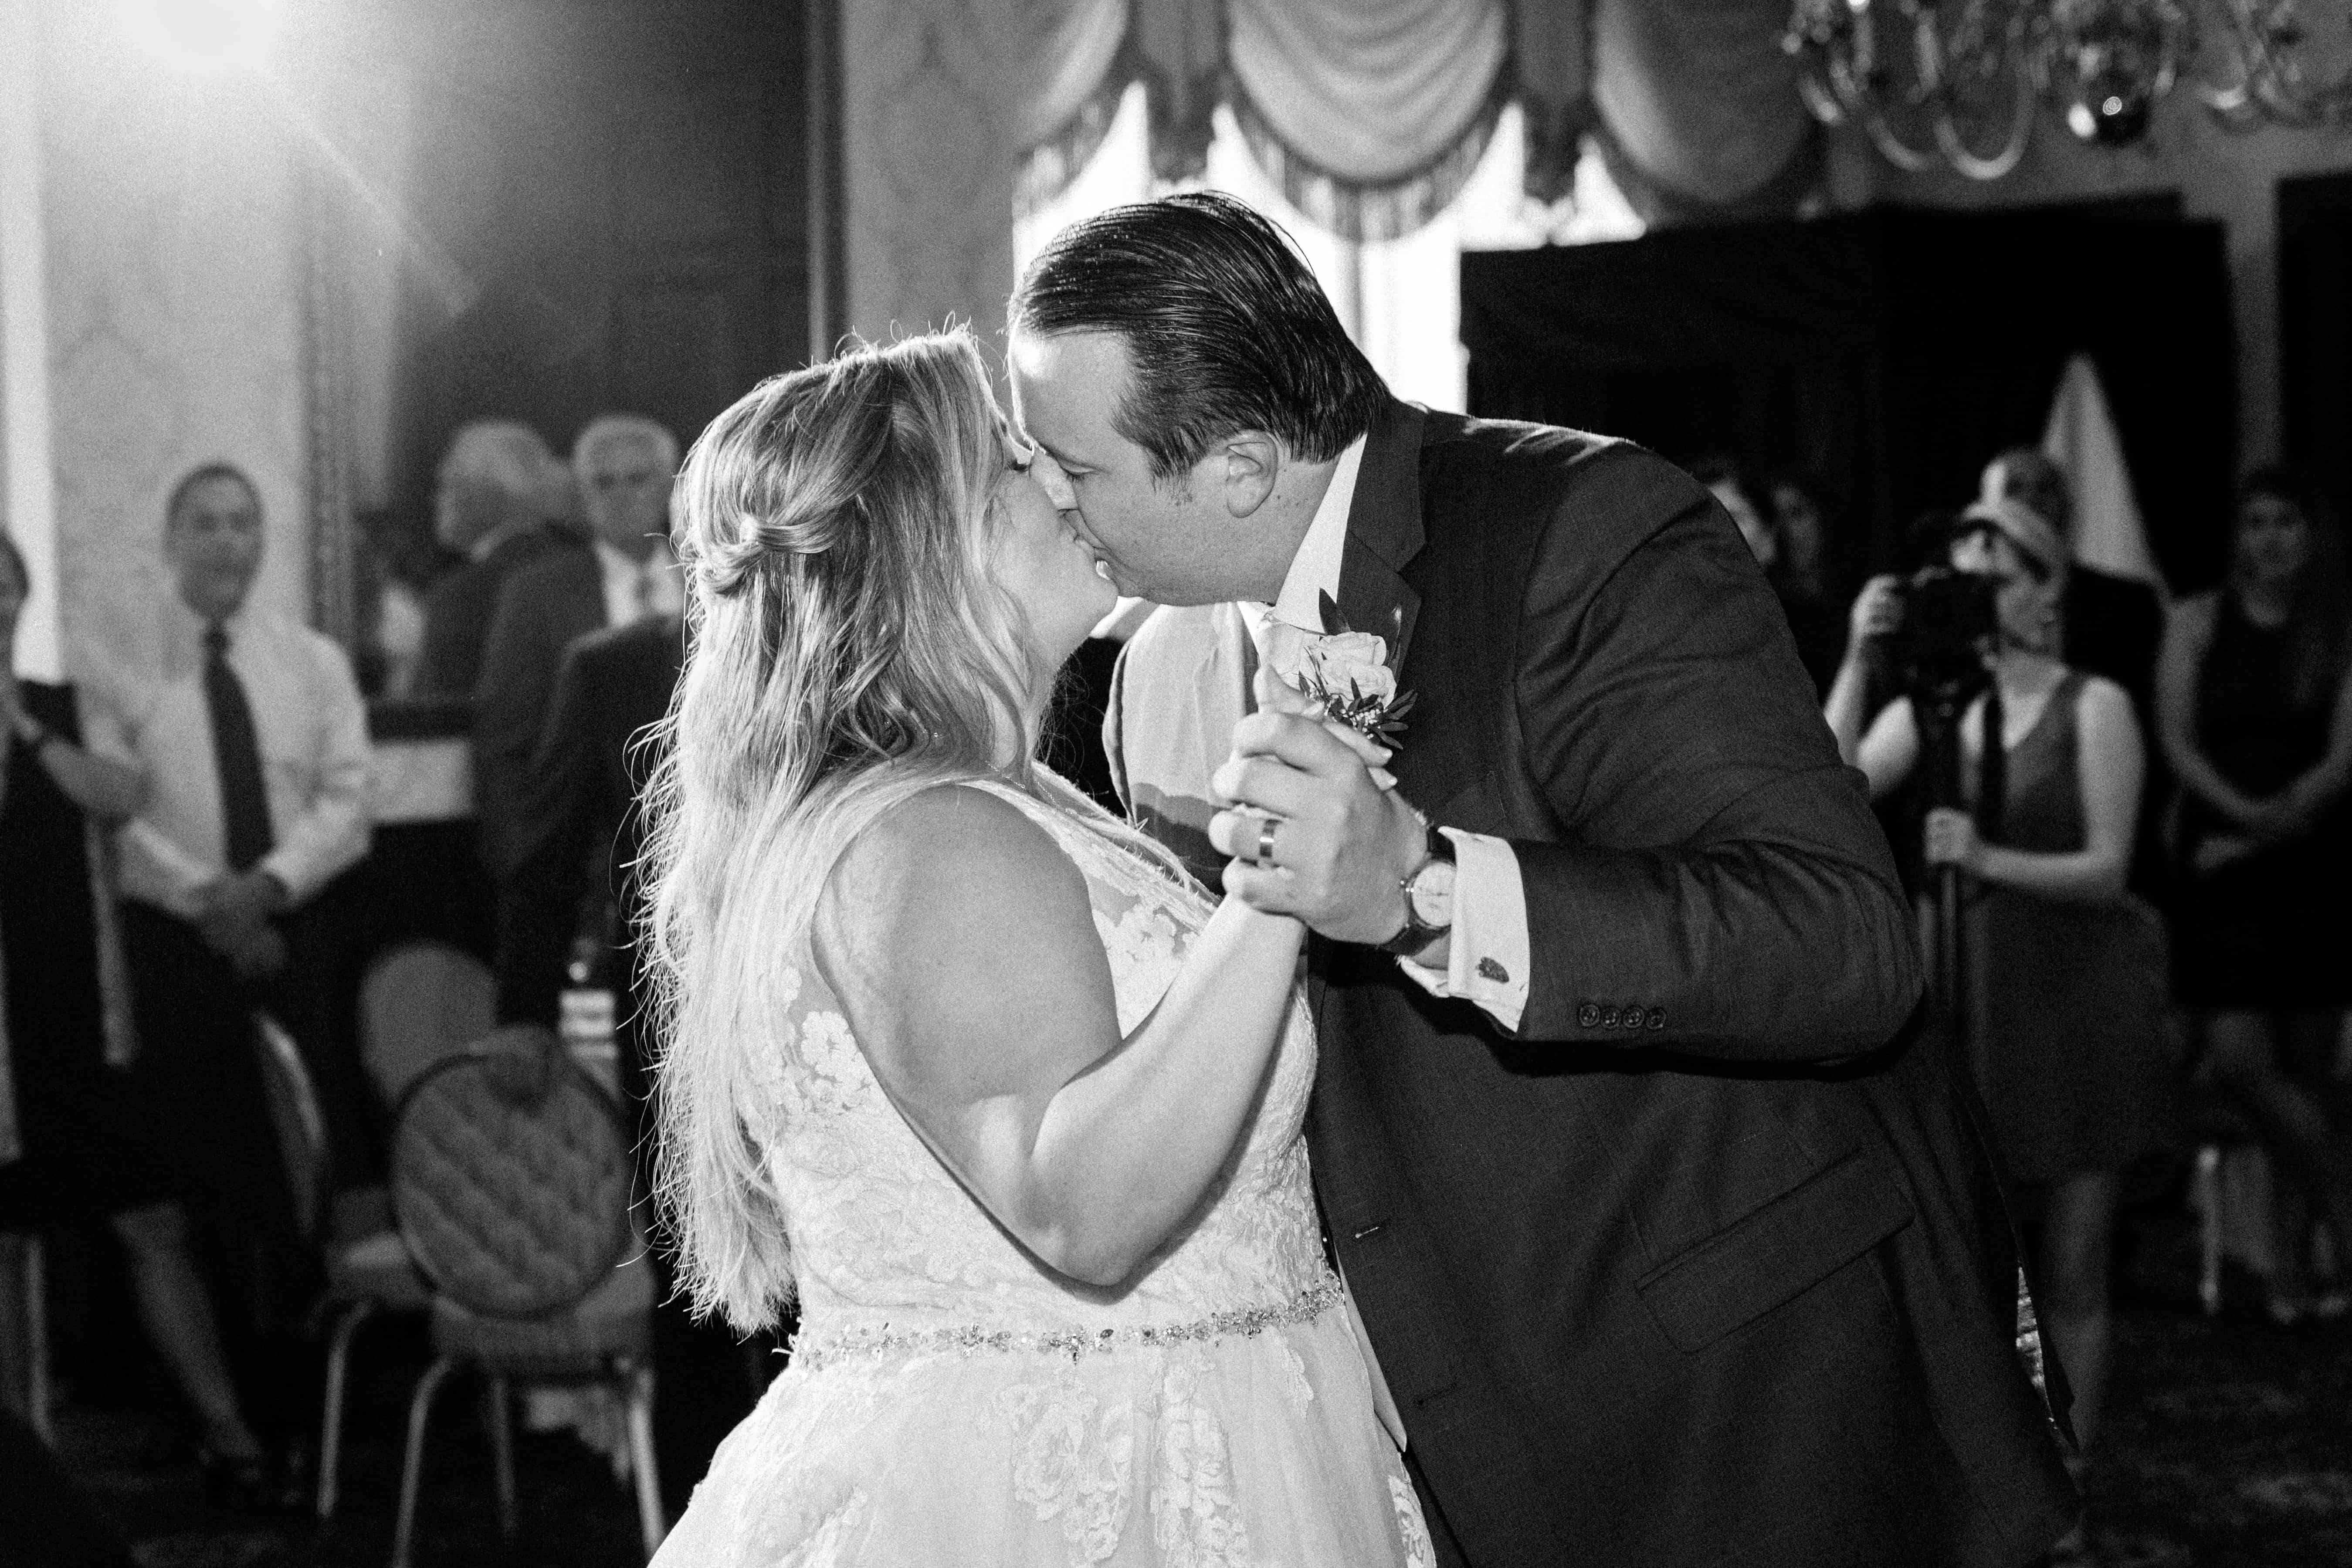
[248,1015,431,1518]
[387,1025,660,1568]
[359,941,496,1105]
[310,941,494,1516]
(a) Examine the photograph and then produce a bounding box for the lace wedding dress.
[654,780,1432,1568]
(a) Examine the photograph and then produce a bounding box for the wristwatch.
[1378,817,1456,956]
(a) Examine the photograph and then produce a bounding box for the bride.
[643,331,1431,1566]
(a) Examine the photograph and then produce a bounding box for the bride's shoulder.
[830,783,1085,919]
[818,782,1101,997]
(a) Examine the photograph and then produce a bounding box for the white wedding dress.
[654,780,1432,1568]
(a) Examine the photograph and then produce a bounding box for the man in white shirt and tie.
[472,414,681,878]
[108,461,371,1439]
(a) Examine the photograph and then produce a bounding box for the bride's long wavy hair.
[639,330,1179,1331]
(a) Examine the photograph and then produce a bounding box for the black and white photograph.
[2,2,2351,1565]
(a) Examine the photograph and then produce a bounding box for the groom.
[1010,193,2075,1567]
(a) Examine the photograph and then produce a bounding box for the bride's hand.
[1253,664,1395,790]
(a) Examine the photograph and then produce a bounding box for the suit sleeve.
[493,640,604,1027]
[414,573,478,698]
[1507,452,1922,1059]
[473,563,603,879]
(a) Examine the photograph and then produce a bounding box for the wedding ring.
[1254,819,1279,868]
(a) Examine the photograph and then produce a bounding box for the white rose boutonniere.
[1293,592,1416,749]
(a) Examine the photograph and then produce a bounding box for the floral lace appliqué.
[1150,1358,1254,1568]
[1092,900,1188,1036]
[1390,1475,1436,1568]
[997,1382,1136,1565]
[1276,1336,1315,1412]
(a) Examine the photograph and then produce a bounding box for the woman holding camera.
[2156,467,2352,1319]
[1827,498,2169,1459]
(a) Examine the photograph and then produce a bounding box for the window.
[1014,86,1643,414]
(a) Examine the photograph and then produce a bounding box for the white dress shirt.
[596,540,685,629]
[1239,436,1533,1031]
[102,600,373,919]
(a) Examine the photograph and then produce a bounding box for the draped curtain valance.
[1014,0,1813,241]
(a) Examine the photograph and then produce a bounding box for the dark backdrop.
[2281,172,2352,534]
[1461,207,2238,606]
[382,0,817,531]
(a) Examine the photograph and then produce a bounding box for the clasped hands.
[1922,807,1988,877]
[194,868,289,980]
[1206,665,1426,946]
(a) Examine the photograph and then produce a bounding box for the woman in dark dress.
[1828,498,2171,1473]
[0,535,269,1490]
[2156,467,2352,1314]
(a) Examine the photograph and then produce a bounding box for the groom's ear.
[1220,431,1281,518]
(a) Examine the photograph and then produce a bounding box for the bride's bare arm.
[815,784,1305,1289]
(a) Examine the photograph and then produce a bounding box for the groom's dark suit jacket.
[1109,400,2074,1567]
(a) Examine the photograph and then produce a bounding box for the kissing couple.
[643,193,2077,1567]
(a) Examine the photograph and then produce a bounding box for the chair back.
[361,942,495,1106]
[391,1027,633,1319]
[254,1014,331,1246]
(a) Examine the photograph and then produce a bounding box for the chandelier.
[1786,0,2352,179]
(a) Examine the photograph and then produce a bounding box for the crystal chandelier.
[1786,0,2352,180]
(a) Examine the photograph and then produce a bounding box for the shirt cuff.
[1393,828,1530,1032]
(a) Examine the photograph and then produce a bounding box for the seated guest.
[0,535,271,1501]
[414,420,571,697]
[110,465,372,1444]
[2159,466,2352,1319]
[1827,499,2173,1490]
[491,611,751,1510]
[474,414,680,878]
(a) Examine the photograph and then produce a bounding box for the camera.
[1891,566,1997,703]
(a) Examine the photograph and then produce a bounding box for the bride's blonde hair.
[640,330,1180,1331]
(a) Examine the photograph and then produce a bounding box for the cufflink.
[1476,957,1509,984]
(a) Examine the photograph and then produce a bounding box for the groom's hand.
[1208,712,1425,945]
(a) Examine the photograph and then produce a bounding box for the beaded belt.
[789,1275,1349,1372]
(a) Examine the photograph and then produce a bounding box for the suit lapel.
[1334,399,1426,675]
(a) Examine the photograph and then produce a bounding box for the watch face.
[1408,858,1455,928]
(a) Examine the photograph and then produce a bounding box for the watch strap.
[1377,819,1454,956]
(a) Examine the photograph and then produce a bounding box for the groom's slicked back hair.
[1011,191,1386,482]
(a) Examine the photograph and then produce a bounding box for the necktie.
[203,623,275,872]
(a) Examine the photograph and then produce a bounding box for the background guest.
[413,420,572,698]
[473,415,680,879]
[1695,454,1842,692]
[2157,465,2352,1318]
[109,465,372,1452]
[489,610,755,1509]
[1982,446,2166,714]
[1763,467,1836,603]
[1828,499,2174,1487]
[0,534,270,1499]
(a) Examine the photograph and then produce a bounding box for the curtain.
[1013,0,1134,217]
[1588,0,1819,222]
[1013,0,1818,239]
[1223,0,1510,243]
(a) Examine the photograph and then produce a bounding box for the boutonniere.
[1299,591,1416,749]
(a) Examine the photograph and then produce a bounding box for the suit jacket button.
[1599,1006,1620,1028]
[1646,1006,1667,1029]
[1577,1002,1601,1028]
[1622,1009,1646,1030]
